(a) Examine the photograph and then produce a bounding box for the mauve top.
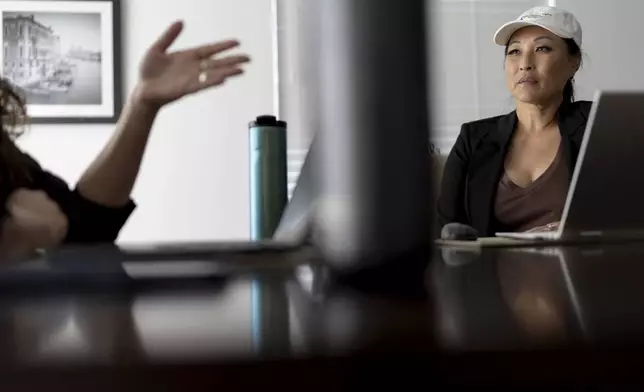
[494,143,570,233]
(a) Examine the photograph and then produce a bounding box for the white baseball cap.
[493,6,582,48]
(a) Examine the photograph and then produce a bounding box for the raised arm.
[0,21,251,255]
[76,21,250,208]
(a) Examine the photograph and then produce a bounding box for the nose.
[519,53,535,71]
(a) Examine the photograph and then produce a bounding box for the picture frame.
[0,0,122,124]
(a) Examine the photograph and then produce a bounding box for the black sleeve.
[437,124,472,229]
[25,155,136,244]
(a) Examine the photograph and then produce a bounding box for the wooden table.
[1,242,644,389]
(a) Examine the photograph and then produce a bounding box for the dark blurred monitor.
[308,0,433,273]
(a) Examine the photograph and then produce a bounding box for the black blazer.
[437,100,593,236]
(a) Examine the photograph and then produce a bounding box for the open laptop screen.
[272,136,317,242]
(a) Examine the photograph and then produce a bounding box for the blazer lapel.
[467,112,517,235]
[464,102,589,235]
[557,102,589,176]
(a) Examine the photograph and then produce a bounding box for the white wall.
[16,0,276,244]
[429,0,644,154]
[557,0,644,100]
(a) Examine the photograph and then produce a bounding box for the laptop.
[0,138,320,285]
[46,137,320,262]
[496,90,644,242]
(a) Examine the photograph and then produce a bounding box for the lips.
[518,77,537,84]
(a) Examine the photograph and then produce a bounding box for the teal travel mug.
[249,115,288,240]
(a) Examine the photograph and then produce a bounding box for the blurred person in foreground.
[0,21,250,260]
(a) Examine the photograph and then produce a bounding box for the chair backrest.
[430,149,447,232]
[430,145,447,194]
[432,153,447,193]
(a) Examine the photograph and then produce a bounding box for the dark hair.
[0,78,31,189]
[505,37,582,104]
[562,38,582,104]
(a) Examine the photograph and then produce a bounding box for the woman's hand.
[0,189,69,258]
[524,221,560,233]
[135,21,251,108]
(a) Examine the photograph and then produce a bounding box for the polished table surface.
[2,241,644,388]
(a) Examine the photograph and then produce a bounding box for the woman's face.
[504,26,579,105]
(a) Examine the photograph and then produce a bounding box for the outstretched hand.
[135,21,250,107]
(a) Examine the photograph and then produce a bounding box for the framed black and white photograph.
[0,0,121,123]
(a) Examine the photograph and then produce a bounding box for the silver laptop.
[496,90,644,241]
[21,139,320,283]
[69,137,320,258]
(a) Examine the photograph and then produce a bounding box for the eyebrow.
[508,36,553,46]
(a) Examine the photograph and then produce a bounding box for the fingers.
[524,224,545,233]
[7,189,47,208]
[200,54,250,70]
[4,188,68,248]
[6,188,61,217]
[203,67,245,86]
[188,67,244,94]
[150,20,184,53]
[216,67,245,80]
[194,39,240,59]
[524,222,559,233]
[543,221,559,231]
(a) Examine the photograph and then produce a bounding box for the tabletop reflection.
[3,242,644,368]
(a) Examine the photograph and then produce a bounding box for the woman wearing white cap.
[438,6,589,238]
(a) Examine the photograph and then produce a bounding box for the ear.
[568,58,580,78]
[573,53,582,71]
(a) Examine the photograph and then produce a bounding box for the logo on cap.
[520,12,552,20]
